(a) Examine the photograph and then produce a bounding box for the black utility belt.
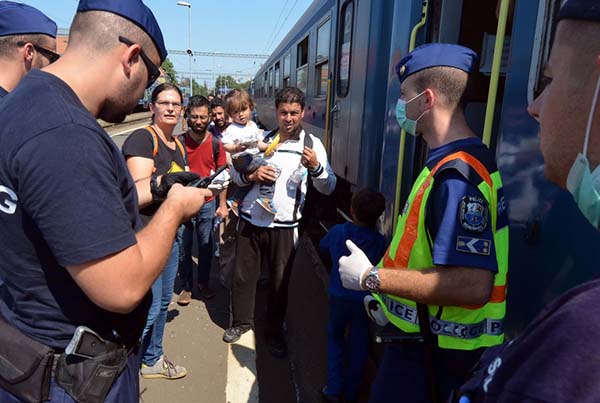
[0,315,130,403]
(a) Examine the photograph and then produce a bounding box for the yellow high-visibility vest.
[373,151,508,350]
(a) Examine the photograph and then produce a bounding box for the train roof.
[256,0,335,78]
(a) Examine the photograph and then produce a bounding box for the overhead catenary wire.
[263,0,301,54]
[262,0,292,54]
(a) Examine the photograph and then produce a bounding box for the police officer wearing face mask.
[457,1,600,402]
[338,44,510,402]
[528,1,600,228]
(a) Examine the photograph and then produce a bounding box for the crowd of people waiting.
[0,0,599,402]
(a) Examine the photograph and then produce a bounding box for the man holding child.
[224,87,336,358]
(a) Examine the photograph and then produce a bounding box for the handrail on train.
[324,72,333,152]
[483,0,510,147]
[393,0,429,229]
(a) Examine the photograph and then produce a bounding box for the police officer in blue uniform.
[339,45,509,402]
[0,1,210,402]
[459,0,600,401]
[0,1,58,98]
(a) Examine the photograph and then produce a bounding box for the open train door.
[329,0,363,185]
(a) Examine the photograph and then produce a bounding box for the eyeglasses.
[17,41,60,64]
[155,101,182,109]
[118,36,160,89]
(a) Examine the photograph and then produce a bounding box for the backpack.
[145,125,188,172]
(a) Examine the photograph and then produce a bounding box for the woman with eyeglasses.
[122,82,189,380]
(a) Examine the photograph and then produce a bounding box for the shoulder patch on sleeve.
[456,236,491,256]
[459,195,489,233]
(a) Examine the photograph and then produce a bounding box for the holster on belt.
[0,312,54,403]
[54,347,128,403]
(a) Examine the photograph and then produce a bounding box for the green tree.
[215,75,251,93]
[192,79,209,97]
[160,58,178,84]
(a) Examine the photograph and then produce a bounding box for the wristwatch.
[363,267,380,292]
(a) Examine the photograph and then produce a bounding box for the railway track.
[101,111,153,138]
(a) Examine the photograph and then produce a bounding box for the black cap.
[77,0,167,63]
[558,0,600,23]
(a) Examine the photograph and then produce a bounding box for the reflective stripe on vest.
[373,151,508,351]
[382,295,504,339]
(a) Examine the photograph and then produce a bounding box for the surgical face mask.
[395,91,426,135]
[566,74,600,228]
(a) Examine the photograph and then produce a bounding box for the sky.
[17,0,314,88]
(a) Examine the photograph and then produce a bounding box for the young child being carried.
[319,189,389,403]
[222,89,277,214]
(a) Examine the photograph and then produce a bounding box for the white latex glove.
[338,240,373,291]
[363,295,389,326]
[208,169,231,191]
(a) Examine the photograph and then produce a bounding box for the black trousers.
[231,219,296,336]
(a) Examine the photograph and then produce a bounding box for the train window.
[337,0,354,97]
[316,19,331,62]
[283,53,291,88]
[268,67,274,97]
[315,63,329,98]
[297,37,309,68]
[284,53,291,77]
[297,36,309,93]
[314,19,331,98]
[274,62,281,90]
[263,71,268,98]
[297,66,308,94]
[528,0,564,104]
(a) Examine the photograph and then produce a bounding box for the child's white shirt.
[222,121,264,155]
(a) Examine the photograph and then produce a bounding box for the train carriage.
[253,0,600,335]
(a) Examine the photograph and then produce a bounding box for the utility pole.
[177,1,193,97]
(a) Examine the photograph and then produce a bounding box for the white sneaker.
[140,355,187,380]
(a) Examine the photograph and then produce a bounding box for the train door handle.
[331,103,340,128]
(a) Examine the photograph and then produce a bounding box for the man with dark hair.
[0,1,211,401]
[458,1,600,401]
[0,1,58,98]
[177,95,228,305]
[209,96,230,139]
[275,85,306,109]
[339,44,509,402]
[223,87,336,358]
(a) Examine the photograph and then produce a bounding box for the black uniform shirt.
[0,70,148,350]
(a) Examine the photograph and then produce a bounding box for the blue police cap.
[558,0,600,22]
[395,43,479,84]
[77,0,167,63]
[0,1,57,38]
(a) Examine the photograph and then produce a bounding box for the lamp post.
[177,1,192,97]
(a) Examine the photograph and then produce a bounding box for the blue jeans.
[0,350,141,402]
[231,155,274,203]
[141,240,179,366]
[177,199,215,289]
[327,296,370,402]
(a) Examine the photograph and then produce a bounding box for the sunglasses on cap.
[17,41,60,64]
[118,36,161,89]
